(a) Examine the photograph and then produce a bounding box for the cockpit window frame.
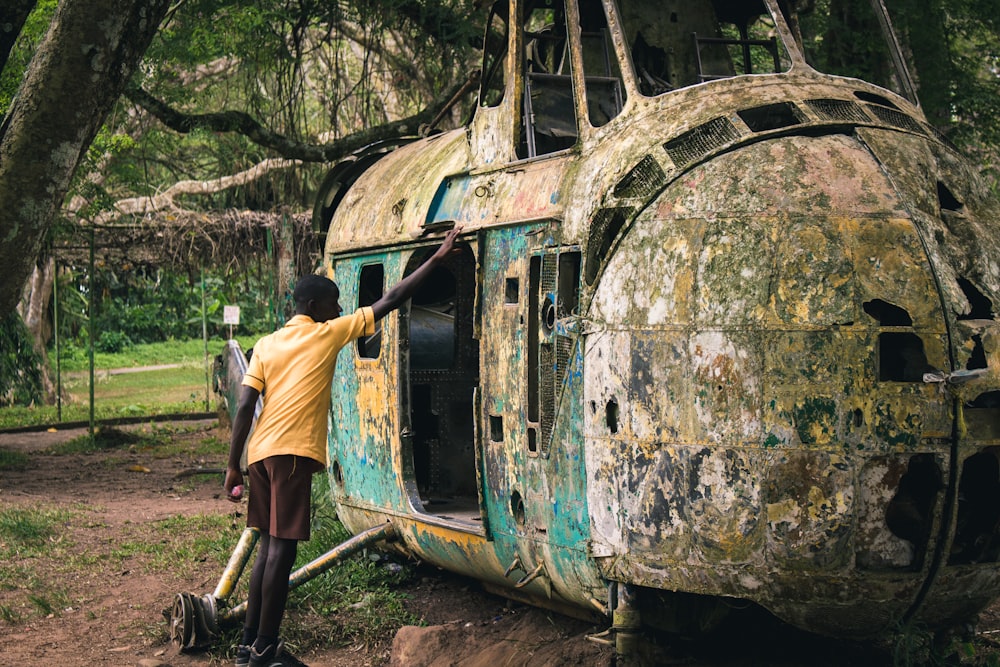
[601,0,916,105]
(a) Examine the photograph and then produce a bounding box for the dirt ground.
[3,419,1000,667]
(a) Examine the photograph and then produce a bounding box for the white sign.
[223,305,241,325]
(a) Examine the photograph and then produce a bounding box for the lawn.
[0,334,262,429]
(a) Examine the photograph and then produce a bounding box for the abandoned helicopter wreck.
[174,0,1000,652]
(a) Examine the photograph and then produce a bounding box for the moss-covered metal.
[307,0,1000,640]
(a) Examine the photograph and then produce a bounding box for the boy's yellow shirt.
[242,308,375,467]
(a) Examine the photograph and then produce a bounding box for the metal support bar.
[212,527,260,601]
[218,522,396,624]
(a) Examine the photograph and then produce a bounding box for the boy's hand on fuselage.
[432,226,462,261]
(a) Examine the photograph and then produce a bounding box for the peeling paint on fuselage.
[308,0,1000,641]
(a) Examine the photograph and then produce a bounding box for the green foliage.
[0,0,58,115]
[57,334,259,373]
[96,330,132,354]
[885,0,1000,176]
[54,263,273,349]
[0,311,43,408]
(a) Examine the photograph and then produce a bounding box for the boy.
[224,227,461,667]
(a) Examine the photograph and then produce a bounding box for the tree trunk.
[273,210,298,323]
[16,257,56,402]
[0,0,36,74]
[0,0,172,317]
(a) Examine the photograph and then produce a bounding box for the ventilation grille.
[805,98,870,123]
[664,116,740,168]
[540,341,555,450]
[539,335,576,456]
[866,105,925,134]
[555,334,573,375]
[585,206,634,285]
[614,154,666,199]
[541,254,558,295]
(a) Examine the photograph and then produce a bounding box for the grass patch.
[45,427,168,455]
[0,447,31,470]
[0,506,73,556]
[282,476,418,651]
[43,424,225,461]
[0,334,263,429]
[110,513,238,576]
[63,365,212,410]
[0,506,76,617]
[58,335,263,374]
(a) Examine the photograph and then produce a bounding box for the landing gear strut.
[168,522,396,650]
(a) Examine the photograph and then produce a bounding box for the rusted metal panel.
[324,131,471,254]
[327,252,407,516]
[583,124,1000,635]
[309,0,1000,642]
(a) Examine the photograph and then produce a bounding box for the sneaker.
[235,644,251,667]
[249,639,308,667]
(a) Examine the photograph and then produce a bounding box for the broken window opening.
[505,277,519,304]
[619,0,789,95]
[950,448,1000,565]
[885,454,942,560]
[863,299,913,326]
[737,101,804,132]
[937,181,964,213]
[579,0,625,127]
[787,1,913,101]
[489,415,504,442]
[519,1,576,158]
[357,264,385,359]
[557,251,582,317]
[967,335,988,371]
[957,278,995,321]
[854,90,900,110]
[878,332,933,382]
[480,1,509,108]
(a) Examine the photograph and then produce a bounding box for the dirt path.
[2,421,1000,666]
[0,421,613,667]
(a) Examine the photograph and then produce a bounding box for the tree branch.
[125,74,474,163]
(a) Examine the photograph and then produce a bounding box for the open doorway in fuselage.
[400,242,482,525]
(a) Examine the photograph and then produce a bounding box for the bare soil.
[2,420,1000,667]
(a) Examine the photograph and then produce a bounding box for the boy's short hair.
[293,274,338,304]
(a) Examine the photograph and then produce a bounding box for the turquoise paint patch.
[426,174,472,224]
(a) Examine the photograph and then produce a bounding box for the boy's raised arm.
[371,226,463,321]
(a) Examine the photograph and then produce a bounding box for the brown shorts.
[247,455,323,541]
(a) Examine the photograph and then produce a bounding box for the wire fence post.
[88,228,95,441]
[202,268,210,412]
[53,257,62,422]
